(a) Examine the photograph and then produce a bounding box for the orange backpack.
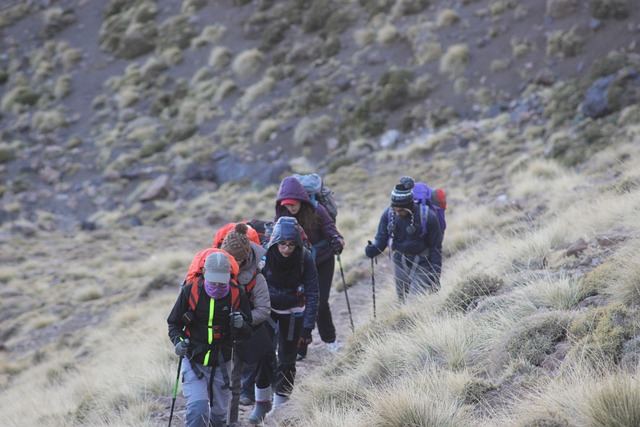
[212,222,262,249]
[183,248,242,315]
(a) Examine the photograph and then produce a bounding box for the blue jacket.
[371,205,443,277]
[264,217,319,331]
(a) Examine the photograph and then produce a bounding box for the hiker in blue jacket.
[274,176,344,358]
[365,176,443,303]
[248,216,319,424]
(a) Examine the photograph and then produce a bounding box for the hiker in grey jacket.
[219,223,271,425]
[365,176,443,303]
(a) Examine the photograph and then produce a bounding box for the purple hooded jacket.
[274,176,342,264]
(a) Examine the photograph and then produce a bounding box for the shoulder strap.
[419,203,427,237]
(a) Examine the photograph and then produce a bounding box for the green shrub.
[373,69,414,111]
[546,25,584,58]
[567,302,635,366]
[506,312,571,366]
[0,144,15,164]
[589,0,631,20]
[260,21,288,51]
[302,0,333,33]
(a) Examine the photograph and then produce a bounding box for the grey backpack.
[292,173,338,223]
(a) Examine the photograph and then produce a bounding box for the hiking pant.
[316,256,337,343]
[182,358,230,427]
[392,251,440,303]
[298,256,336,357]
[241,359,257,399]
[255,311,303,396]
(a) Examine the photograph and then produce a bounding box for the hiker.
[167,250,245,427]
[218,223,272,425]
[248,216,319,424]
[365,176,443,303]
[275,175,344,359]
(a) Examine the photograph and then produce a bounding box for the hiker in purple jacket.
[274,176,345,359]
[365,176,443,303]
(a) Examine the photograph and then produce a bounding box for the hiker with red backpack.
[274,175,345,359]
[248,216,319,424]
[167,250,246,427]
[365,176,444,303]
[215,223,271,425]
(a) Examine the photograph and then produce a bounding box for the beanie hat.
[221,223,251,263]
[390,176,415,209]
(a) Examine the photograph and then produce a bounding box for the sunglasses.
[278,241,297,249]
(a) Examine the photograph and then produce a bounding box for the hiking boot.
[297,342,308,361]
[239,395,255,406]
[326,341,342,352]
[248,386,272,424]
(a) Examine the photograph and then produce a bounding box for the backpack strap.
[419,202,428,238]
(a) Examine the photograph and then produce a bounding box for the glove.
[298,327,313,346]
[330,236,343,255]
[230,312,244,329]
[365,241,381,258]
[174,339,189,357]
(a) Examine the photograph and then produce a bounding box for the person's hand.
[174,339,189,357]
[298,327,313,347]
[330,236,344,255]
[230,312,244,329]
[365,241,380,258]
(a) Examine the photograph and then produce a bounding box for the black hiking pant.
[255,311,303,396]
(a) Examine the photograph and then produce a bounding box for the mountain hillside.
[1,1,640,426]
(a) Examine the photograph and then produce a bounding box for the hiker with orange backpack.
[248,216,319,424]
[167,250,246,427]
[365,176,443,303]
[275,175,344,360]
[215,222,272,425]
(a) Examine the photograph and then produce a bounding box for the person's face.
[283,201,301,215]
[393,207,411,217]
[277,240,297,257]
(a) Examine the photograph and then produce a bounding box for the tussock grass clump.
[363,370,473,427]
[31,109,67,133]
[293,115,335,147]
[437,9,460,28]
[407,23,441,65]
[439,44,469,79]
[586,375,640,427]
[525,274,596,311]
[253,118,281,143]
[235,76,275,111]
[232,48,264,79]
[445,273,505,313]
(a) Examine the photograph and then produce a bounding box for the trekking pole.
[336,254,355,333]
[226,315,239,427]
[371,250,377,319]
[168,356,183,427]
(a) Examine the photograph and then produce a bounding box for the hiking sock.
[248,386,272,424]
[273,393,289,409]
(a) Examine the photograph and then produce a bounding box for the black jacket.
[167,282,233,366]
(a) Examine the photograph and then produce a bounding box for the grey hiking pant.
[392,251,440,303]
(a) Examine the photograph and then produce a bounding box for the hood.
[267,216,304,249]
[275,176,312,208]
